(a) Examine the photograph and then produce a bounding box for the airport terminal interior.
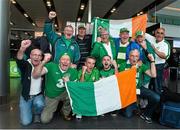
[0,0,180,129]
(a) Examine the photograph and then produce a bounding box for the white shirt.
[28,59,42,95]
[103,42,113,59]
[145,33,170,64]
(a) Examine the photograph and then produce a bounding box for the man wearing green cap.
[44,11,80,68]
[32,52,78,123]
[75,25,92,69]
[114,27,135,67]
[91,29,117,69]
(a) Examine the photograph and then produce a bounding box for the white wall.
[148,22,180,38]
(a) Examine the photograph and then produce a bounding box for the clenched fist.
[49,11,56,19]
[43,53,52,63]
[82,66,87,74]
[147,54,155,62]
[20,40,31,51]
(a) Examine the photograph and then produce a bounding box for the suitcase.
[160,101,180,128]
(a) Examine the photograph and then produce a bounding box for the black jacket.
[16,59,45,101]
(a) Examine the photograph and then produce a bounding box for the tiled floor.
[0,78,179,129]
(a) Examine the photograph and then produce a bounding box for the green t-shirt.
[78,68,100,82]
[119,61,149,89]
[100,68,114,78]
[45,62,78,98]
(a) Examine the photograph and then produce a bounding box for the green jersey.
[100,68,114,78]
[119,61,149,89]
[78,68,100,82]
[117,42,129,66]
[45,62,78,98]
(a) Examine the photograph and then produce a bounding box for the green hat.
[78,25,86,29]
[59,52,72,62]
[120,28,129,33]
[135,30,144,37]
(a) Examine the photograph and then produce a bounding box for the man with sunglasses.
[145,28,170,94]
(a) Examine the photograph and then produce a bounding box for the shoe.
[33,115,41,123]
[63,115,72,121]
[76,115,82,120]
[140,113,152,124]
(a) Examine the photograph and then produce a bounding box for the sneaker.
[33,115,41,123]
[140,113,152,124]
[76,115,82,120]
[63,115,72,121]
[111,113,117,117]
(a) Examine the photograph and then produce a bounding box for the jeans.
[19,94,45,126]
[122,87,160,118]
[140,87,160,118]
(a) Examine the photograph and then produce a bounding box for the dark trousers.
[122,87,160,118]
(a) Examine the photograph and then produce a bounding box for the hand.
[147,54,155,62]
[43,53,52,63]
[96,37,101,42]
[71,64,77,69]
[62,76,69,82]
[20,40,31,51]
[137,60,142,67]
[140,41,147,50]
[82,66,87,74]
[111,60,118,69]
[49,11,56,19]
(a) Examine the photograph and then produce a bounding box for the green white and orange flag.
[66,68,137,116]
[92,14,147,47]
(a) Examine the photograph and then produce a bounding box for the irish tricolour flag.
[92,14,147,46]
[66,68,137,116]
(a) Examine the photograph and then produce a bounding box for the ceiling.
[156,0,180,17]
[10,0,178,32]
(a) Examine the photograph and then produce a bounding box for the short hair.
[64,25,74,31]
[129,49,140,56]
[102,55,111,61]
[156,27,165,32]
[85,56,96,62]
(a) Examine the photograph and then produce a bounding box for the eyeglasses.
[156,31,164,35]
[31,54,42,57]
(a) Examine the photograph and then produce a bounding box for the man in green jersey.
[119,49,160,124]
[33,52,78,123]
[100,55,118,78]
[78,56,99,82]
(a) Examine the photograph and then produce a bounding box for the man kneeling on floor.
[119,49,160,124]
[32,52,78,123]
[16,40,45,126]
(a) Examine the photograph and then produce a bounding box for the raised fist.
[147,54,155,62]
[20,40,31,51]
[49,11,56,19]
[43,53,52,63]
[82,66,87,74]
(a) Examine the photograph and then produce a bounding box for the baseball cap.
[135,30,144,37]
[120,28,129,33]
[78,25,86,29]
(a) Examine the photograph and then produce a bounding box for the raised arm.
[32,53,52,78]
[17,40,31,60]
[145,54,156,78]
[44,11,60,45]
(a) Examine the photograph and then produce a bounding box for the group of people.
[16,11,171,126]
